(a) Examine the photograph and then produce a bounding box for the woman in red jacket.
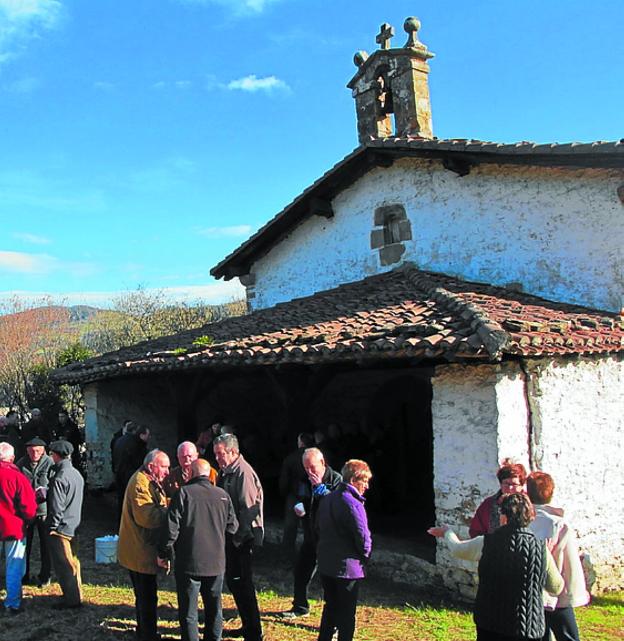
[469,458,527,538]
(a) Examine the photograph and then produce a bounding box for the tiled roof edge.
[402,264,510,359]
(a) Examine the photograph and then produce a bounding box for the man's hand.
[156,557,170,573]
[307,471,323,486]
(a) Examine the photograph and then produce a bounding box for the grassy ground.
[1,493,622,641]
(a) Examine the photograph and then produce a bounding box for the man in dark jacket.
[114,424,150,522]
[16,437,54,586]
[21,409,52,444]
[278,432,314,559]
[52,411,83,471]
[46,440,84,609]
[1,411,24,460]
[0,441,37,614]
[279,447,342,619]
[214,433,264,641]
[158,459,238,641]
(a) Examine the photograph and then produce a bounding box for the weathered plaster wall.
[249,159,623,312]
[526,354,624,592]
[428,356,623,598]
[84,377,179,488]
[431,362,530,598]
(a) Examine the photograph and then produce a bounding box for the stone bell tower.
[347,17,434,143]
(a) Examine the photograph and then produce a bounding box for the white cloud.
[177,0,280,15]
[2,76,41,93]
[0,250,96,277]
[227,74,289,93]
[12,231,51,245]
[0,169,106,212]
[175,80,191,89]
[0,0,63,67]
[93,81,115,91]
[128,156,197,193]
[196,225,253,238]
[0,250,55,273]
[1,279,245,308]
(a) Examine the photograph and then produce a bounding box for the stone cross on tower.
[375,23,395,50]
[348,16,435,142]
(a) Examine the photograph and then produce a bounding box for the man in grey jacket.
[214,433,264,641]
[46,439,84,609]
[16,437,54,587]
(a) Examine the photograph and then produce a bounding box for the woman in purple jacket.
[316,459,373,641]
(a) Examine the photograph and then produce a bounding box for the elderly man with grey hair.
[213,433,264,641]
[0,441,37,614]
[118,449,170,641]
[164,441,217,498]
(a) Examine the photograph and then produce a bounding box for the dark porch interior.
[166,361,436,560]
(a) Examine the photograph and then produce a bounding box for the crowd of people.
[1,411,591,641]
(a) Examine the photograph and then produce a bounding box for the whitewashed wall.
[249,159,623,313]
[526,354,624,592]
[431,362,530,598]
[429,356,623,597]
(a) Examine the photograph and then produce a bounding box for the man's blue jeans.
[2,538,26,610]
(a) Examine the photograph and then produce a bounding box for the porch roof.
[52,266,624,386]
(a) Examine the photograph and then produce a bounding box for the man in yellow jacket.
[118,449,170,641]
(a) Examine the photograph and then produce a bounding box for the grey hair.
[143,448,164,466]
[213,433,239,453]
[302,447,324,463]
[177,441,198,455]
[0,441,15,462]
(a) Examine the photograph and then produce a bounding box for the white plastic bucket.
[95,535,119,564]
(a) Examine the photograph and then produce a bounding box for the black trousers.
[476,628,541,641]
[129,570,159,641]
[318,575,361,641]
[225,539,262,641]
[292,536,317,613]
[25,515,51,582]
[543,607,581,641]
[176,573,223,641]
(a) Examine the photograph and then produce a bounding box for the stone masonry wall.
[84,377,179,489]
[526,354,624,592]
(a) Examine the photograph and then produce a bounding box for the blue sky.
[0,0,622,308]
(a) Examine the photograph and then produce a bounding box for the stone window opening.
[371,203,412,266]
[384,212,403,245]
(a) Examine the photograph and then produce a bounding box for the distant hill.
[67,305,102,322]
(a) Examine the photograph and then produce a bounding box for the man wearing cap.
[16,438,54,587]
[46,439,84,609]
[0,441,37,614]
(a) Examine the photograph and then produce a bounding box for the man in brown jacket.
[118,449,170,641]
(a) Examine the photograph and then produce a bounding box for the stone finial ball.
[404,16,421,34]
[353,50,369,67]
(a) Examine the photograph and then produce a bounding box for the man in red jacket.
[0,441,37,614]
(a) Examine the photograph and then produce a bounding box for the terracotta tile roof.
[211,138,624,280]
[53,267,624,385]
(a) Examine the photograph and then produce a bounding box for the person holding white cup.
[278,447,342,620]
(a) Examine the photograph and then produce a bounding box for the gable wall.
[249,158,623,312]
